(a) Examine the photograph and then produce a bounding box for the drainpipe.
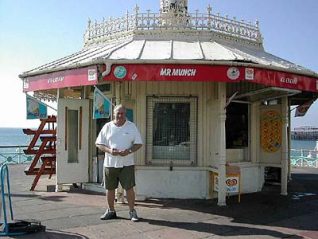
[281,96,288,195]
[102,62,112,77]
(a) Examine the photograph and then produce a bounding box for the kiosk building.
[20,0,318,205]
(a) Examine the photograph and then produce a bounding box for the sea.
[0,128,35,164]
[0,128,32,147]
[0,127,317,163]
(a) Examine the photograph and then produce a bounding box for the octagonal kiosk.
[19,0,318,206]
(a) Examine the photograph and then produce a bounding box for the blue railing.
[0,145,317,168]
[290,149,318,168]
[0,146,35,165]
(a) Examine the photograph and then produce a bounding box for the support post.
[217,83,227,206]
[281,96,288,196]
[288,98,292,181]
[217,113,227,206]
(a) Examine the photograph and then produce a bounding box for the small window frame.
[146,96,198,166]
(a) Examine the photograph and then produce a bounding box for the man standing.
[96,104,142,221]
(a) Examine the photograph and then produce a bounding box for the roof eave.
[19,58,318,80]
[19,60,101,79]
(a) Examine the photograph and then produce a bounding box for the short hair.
[113,104,126,113]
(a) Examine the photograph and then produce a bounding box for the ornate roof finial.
[159,0,189,27]
[160,0,188,16]
[134,4,140,14]
[207,4,212,15]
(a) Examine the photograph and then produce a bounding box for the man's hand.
[118,149,130,156]
[111,148,120,156]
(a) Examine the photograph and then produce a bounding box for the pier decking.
[0,164,317,238]
[291,126,318,140]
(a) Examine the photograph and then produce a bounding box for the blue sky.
[0,0,317,128]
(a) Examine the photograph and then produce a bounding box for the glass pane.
[226,103,248,148]
[68,110,79,163]
[152,103,190,160]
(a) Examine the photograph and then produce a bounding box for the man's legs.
[126,187,135,211]
[100,189,117,220]
[126,187,139,221]
[100,167,118,220]
[120,166,139,221]
[107,189,116,211]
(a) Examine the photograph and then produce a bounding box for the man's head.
[113,104,126,126]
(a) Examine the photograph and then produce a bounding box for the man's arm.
[129,144,142,153]
[119,144,142,156]
[96,144,120,156]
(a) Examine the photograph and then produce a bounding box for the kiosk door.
[56,99,89,186]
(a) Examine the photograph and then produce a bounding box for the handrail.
[0,145,317,168]
[290,148,318,168]
[0,163,14,235]
[0,163,31,236]
[0,145,39,164]
[0,145,34,148]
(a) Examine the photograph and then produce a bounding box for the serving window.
[146,96,197,166]
[226,102,250,162]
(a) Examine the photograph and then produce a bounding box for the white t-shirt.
[96,120,143,168]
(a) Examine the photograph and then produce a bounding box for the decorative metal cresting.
[84,1,262,47]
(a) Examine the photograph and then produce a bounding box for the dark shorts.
[104,165,135,190]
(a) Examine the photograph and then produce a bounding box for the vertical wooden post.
[281,96,288,195]
[288,99,292,180]
[217,83,227,206]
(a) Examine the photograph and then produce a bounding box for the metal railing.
[290,149,318,168]
[84,5,262,46]
[0,146,35,165]
[1,145,317,168]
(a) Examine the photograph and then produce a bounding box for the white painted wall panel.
[136,168,208,199]
[239,165,263,193]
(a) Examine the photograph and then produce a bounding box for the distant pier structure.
[291,126,318,140]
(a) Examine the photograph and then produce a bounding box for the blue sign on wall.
[26,94,47,119]
[93,87,112,119]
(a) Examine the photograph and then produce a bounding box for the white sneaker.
[129,209,139,222]
[100,209,117,220]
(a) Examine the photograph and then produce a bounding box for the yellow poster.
[260,110,282,153]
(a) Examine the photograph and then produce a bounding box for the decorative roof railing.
[84,5,262,46]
